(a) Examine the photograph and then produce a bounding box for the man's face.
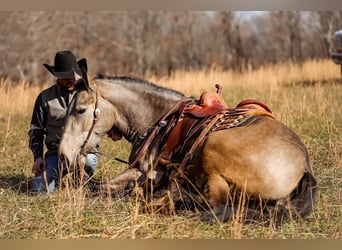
[58,78,76,91]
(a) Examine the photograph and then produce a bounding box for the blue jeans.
[29,153,98,193]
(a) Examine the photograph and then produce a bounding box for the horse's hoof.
[199,211,216,224]
[127,179,136,189]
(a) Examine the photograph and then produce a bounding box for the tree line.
[0,11,341,84]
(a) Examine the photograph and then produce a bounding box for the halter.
[80,88,100,156]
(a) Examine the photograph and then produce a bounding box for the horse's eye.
[77,108,86,115]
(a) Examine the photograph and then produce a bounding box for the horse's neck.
[98,80,184,142]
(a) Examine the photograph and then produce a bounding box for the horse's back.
[198,116,311,200]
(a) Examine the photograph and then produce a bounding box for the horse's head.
[58,76,115,169]
[59,74,185,172]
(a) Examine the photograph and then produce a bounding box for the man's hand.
[32,157,46,176]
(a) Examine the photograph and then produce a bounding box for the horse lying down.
[59,73,317,225]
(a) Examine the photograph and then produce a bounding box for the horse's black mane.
[94,73,184,97]
[95,73,154,85]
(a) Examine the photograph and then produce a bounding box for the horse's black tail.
[289,171,318,218]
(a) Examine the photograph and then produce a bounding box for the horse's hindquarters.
[200,116,310,200]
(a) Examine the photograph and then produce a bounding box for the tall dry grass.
[0,79,48,117]
[0,59,341,239]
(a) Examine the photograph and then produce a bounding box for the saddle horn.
[215,84,222,95]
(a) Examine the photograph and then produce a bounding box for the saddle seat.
[186,90,228,117]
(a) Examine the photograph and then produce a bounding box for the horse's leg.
[195,173,236,223]
[93,168,142,196]
[150,179,206,215]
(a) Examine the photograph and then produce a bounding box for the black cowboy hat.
[43,50,87,79]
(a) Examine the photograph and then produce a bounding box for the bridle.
[80,88,100,156]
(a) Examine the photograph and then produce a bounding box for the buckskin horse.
[58,73,317,225]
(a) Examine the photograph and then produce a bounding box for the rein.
[80,88,100,156]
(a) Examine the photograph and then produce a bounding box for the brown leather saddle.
[158,84,274,166]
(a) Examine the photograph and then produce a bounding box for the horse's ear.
[74,67,90,92]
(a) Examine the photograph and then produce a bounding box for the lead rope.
[96,151,129,164]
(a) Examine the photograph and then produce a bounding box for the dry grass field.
[0,59,341,239]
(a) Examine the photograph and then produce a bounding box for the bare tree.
[1,11,341,83]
